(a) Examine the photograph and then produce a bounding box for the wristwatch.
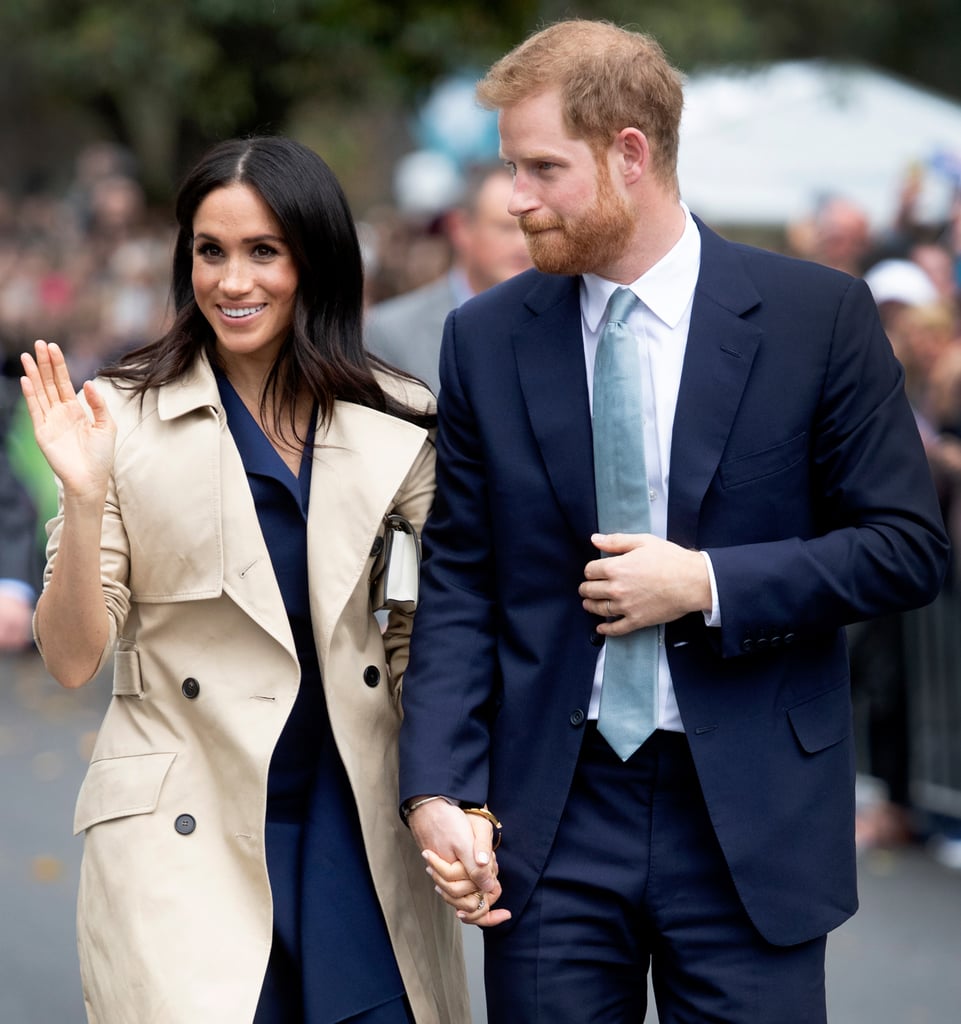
[401,796,502,850]
[400,794,477,824]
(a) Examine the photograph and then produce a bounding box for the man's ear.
[615,127,649,186]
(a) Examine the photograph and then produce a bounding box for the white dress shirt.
[582,204,718,733]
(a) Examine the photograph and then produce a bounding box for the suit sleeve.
[706,277,949,658]
[398,309,499,805]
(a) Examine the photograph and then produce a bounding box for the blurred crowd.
[0,142,175,385]
[785,178,961,867]
[3,136,961,866]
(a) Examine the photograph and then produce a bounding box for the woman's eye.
[195,243,221,258]
[253,244,277,258]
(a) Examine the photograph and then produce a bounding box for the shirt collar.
[581,203,701,332]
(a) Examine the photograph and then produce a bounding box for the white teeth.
[221,305,265,319]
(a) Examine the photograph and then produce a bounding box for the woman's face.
[191,183,298,369]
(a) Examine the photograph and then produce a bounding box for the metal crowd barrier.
[905,584,961,820]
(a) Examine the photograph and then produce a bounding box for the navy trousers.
[484,727,827,1023]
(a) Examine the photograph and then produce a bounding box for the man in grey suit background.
[365,162,531,393]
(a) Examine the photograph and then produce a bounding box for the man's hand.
[580,532,712,634]
[407,797,511,926]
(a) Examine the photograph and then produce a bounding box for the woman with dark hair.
[20,137,469,1024]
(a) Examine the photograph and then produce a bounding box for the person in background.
[397,19,948,1023]
[365,162,531,393]
[0,372,38,651]
[20,136,468,1024]
[788,194,874,277]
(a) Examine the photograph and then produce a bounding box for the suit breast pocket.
[718,431,808,490]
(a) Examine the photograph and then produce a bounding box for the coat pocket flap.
[73,751,177,835]
[787,683,852,754]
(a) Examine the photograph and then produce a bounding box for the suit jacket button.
[569,708,586,727]
[174,814,196,835]
[589,631,605,647]
[363,666,381,687]
[181,677,200,699]
[756,637,770,649]
[784,633,796,645]
[741,638,754,652]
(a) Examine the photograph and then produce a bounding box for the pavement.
[3,647,960,1023]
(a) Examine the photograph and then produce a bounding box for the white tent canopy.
[677,60,961,229]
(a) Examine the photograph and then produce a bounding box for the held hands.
[20,340,116,503]
[408,798,511,928]
[580,532,712,634]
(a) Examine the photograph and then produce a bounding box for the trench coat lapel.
[156,356,294,655]
[306,402,428,667]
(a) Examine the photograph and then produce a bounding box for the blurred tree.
[1,0,960,207]
[0,0,535,202]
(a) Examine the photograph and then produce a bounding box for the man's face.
[499,89,634,277]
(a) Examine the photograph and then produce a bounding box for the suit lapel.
[512,226,765,548]
[668,221,763,546]
[514,275,598,540]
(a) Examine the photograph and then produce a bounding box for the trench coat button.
[174,814,196,835]
[181,677,200,699]
[370,536,384,557]
[589,631,605,647]
[569,708,586,727]
[363,665,380,687]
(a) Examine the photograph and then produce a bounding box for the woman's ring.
[473,892,486,911]
[606,599,612,617]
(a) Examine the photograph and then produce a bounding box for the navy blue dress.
[216,374,411,1024]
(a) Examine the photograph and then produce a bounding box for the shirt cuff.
[699,551,721,627]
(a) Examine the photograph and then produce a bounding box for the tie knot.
[605,287,638,326]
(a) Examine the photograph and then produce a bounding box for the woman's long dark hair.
[100,136,433,434]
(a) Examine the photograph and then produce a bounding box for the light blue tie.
[593,287,659,760]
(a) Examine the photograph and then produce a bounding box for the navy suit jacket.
[399,219,948,946]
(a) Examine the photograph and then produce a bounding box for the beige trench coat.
[37,355,469,1024]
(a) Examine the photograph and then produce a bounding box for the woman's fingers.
[49,342,78,401]
[422,849,512,927]
[21,340,76,415]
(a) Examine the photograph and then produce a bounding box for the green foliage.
[1,0,960,206]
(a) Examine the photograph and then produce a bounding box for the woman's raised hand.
[20,340,117,502]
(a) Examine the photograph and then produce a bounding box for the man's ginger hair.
[476,19,684,196]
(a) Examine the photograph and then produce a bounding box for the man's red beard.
[518,173,634,276]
